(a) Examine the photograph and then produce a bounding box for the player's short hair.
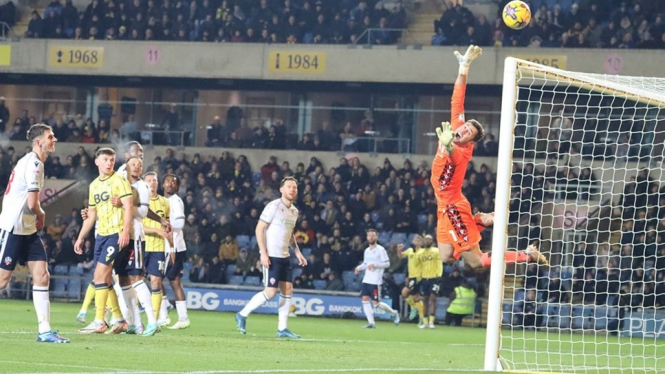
[126,156,142,164]
[280,176,297,187]
[366,228,378,234]
[26,123,52,143]
[468,119,485,142]
[95,147,116,158]
[143,171,157,179]
[163,173,181,187]
[124,141,142,153]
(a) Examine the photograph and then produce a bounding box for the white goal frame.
[483,57,665,372]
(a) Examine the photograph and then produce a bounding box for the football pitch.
[3,300,663,374]
[1,299,488,374]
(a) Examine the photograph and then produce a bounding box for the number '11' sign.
[268,51,326,74]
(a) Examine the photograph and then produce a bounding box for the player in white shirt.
[354,229,400,328]
[235,177,308,338]
[0,123,69,343]
[162,174,190,330]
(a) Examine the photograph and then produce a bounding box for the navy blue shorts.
[360,283,380,301]
[114,240,145,277]
[0,229,47,271]
[420,278,440,296]
[407,277,420,295]
[144,251,165,278]
[263,257,293,288]
[94,233,127,274]
[165,252,186,281]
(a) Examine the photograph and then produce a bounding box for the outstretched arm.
[451,45,482,130]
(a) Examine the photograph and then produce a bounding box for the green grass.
[1,300,663,374]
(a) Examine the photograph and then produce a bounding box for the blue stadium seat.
[53,265,68,275]
[393,273,406,285]
[371,212,380,223]
[346,282,361,292]
[514,288,526,302]
[390,233,407,245]
[406,233,417,245]
[342,271,357,285]
[237,235,250,248]
[244,276,262,287]
[51,279,67,298]
[67,278,82,299]
[225,264,237,275]
[502,302,514,325]
[183,261,193,273]
[378,231,391,244]
[292,268,303,280]
[249,236,258,249]
[228,275,244,285]
[68,266,84,276]
[417,214,427,225]
[313,280,327,290]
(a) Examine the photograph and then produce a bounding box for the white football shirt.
[361,244,390,285]
[0,152,44,235]
[259,198,298,258]
[116,163,127,179]
[131,179,150,241]
[168,194,186,253]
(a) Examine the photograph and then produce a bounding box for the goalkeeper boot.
[76,312,87,324]
[525,245,549,266]
[235,313,247,334]
[37,330,70,343]
[409,308,418,321]
[277,328,301,339]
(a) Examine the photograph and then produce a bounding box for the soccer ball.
[502,1,531,30]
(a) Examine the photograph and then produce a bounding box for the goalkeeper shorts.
[437,199,481,258]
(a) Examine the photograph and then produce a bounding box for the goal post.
[484,57,665,373]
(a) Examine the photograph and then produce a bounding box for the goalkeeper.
[431,45,548,269]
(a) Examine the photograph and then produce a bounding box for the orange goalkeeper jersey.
[430,82,474,205]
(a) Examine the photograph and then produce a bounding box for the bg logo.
[94,191,110,204]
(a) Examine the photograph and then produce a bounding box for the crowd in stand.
[25,0,407,44]
[433,0,665,49]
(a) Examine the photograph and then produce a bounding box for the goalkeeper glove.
[454,45,483,75]
[436,121,454,148]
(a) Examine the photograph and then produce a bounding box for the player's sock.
[33,286,51,334]
[151,290,163,320]
[362,301,375,324]
[121,286,138,326]
[107,286,124,321]
[376,301,397,316]
[240,292,270,318]
[115,283,130,321]
[481,252,492,268]
[406,295,415,308]
[94,283,110,323]
[133,281,156,325]
[429,316,435,324]
[175,301,188,322]
[416,301,424,318]
[277,294,291,330]
[80,283,95,312]
[160,298,169,320]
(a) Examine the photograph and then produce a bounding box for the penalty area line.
[29,369,485,374]
[1,360,143,373]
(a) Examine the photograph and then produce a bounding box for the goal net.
[484,58,665,373]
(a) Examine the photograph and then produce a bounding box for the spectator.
[189,256,209,282]
[208,256,225,284]
[234,248,253,276]
[218,234,239,265]
[0,96,9,130]
[46,215,67,242]
[325,272,345,291]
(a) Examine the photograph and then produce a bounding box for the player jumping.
[432,45,548,270]
[235,177,307,338]
[0,123,69,343]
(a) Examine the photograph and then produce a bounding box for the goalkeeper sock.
[416,301,424,318]
[80,283,95,313]
[406,295,415,308]
[362,301,375,325]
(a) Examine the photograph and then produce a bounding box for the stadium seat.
[502,302,514,325]
[252,172,262,187]
[244,276,261,287]
[346,282,361,292]
[53,265,68,275]
[390,233,407,245]
[371,212,380,223]
[249,236,258,249]
[378,231,391,244]
[51,279,67,298]
[342,271,356,283]
[393,273,406,285]
[68,266,84,276]
[237,235,250,248]
[313,280,327,290]
[67,278,82,299]
[228,275,244,285]
[292,268,303,280]
[417,214,427,226]
[225,264,237,275]
[406,233,417,245]
[183,261,193,273]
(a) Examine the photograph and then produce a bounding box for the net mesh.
[499,60,665,374]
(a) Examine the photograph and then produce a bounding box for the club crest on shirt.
[3,256,12,266]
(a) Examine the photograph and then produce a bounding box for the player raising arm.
[0,124,69,343]
[431,45,548,270]
[355,229,400,329]
[235,177,307,338]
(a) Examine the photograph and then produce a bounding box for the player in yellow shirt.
[142,171,171,323]
[417,234,443,329]
[74,148,133,334]
[397,235,425,327]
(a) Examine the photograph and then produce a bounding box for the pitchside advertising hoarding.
[185,287,392,319]
[624,310,665,339]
